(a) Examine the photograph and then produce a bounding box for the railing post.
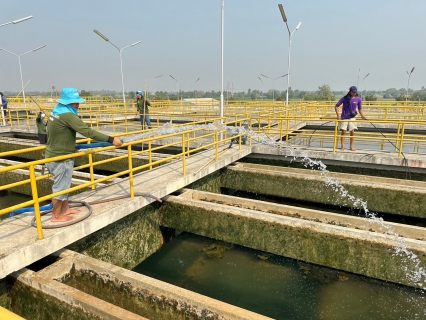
[187,132,191,158]
[182,133,186,176]
[398,123,406,158]
[29,164,44,240]
[88,151,96,190]
[395,122,401,153]
[127,144,135,199]
[148,139,153,170]
[215,131,219,161]
[333,120,339,153]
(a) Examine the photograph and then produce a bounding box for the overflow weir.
[1,108,426,319]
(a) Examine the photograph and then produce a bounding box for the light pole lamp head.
[169,75,176,81]
[195,78,200,83]
[131,41,141,47]
[13,16,33,24]
[295,22,302,30]
[33,45,46,52]
[411,67,415,74]
[278,4,287,22]
[93,29,109,42]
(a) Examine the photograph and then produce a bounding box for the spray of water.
[125,121,426,290]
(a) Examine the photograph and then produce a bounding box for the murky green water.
[0,193,32,211]
[133,232,425,320]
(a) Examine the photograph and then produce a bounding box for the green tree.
[364,95,377,101]
[80,90,92,97]
[316,85,334,101]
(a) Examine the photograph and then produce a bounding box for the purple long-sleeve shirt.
[335,96,362,120]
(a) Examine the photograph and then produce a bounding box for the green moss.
[240,156,426,181]
[63,269,222,320]
[68,203,163,269]
[160,201,426,288]
[0,278,11,309]
[188,169,223,193]
[222,169,426,218]
[9,280,104,320]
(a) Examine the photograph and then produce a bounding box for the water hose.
[30,192,162,229]
[9,202,53,218]
[8,141,121,218]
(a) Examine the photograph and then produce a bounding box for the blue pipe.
[9,202,53,218]
[75,142,112,149]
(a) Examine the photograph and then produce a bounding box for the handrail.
[0,118,248,240]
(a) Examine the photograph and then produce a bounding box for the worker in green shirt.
[46,88,122,223]
[135,91,152,129]
[36,111,47,144]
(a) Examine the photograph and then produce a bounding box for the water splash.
[125,122,426,291]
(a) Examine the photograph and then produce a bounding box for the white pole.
[119,49,126,106]
[220,0,224,120]
[18,56,27,108]
[286,35,292,106]
[0,93,5,126]
[357,68,360,88]
[273,79,276,102]
[406,67,415,102]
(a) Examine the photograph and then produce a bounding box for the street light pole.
[258,76,263,101]
[278,4,301,106]
[360,73,370,99]
[0,16,33,28]
[406,67,415,102]
[357,68,361,88]
[195,77,200,102]
[145,75,163,100]
[0,45,46,108]
[220,0,225,120]
[170,75,184,101]
[261,74,288,101]
[93,29,141,106]
[226,74,234,104]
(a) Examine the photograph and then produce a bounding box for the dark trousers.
[38,134,47,144]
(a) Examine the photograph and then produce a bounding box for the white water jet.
[124,122,426,291]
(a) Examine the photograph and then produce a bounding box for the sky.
[0,0,425,94]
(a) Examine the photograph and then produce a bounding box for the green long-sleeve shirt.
[46,112,112,158]
[136,97,151,114]
[36,112,47,134]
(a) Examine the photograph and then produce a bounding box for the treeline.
[5,85,426,101]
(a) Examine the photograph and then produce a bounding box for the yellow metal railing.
[0,118,247,240]
[3,100,426,135]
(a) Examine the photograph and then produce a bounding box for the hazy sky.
[1,0,425,94]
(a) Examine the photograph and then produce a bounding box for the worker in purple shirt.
[335,86,367,151]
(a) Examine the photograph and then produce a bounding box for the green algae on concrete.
[0,278,11,309]
[68,203,163,270]
[241,156,426,181]
[64,268,222,320]
[188,169,223,194]
[9,280,105,320]
[222,166,426,218]
[160,198,426,289]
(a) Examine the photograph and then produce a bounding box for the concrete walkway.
[0,144,251,279]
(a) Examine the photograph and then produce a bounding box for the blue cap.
[136,91,143,95]
[57,88,85,105]
[349,86,358,93]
